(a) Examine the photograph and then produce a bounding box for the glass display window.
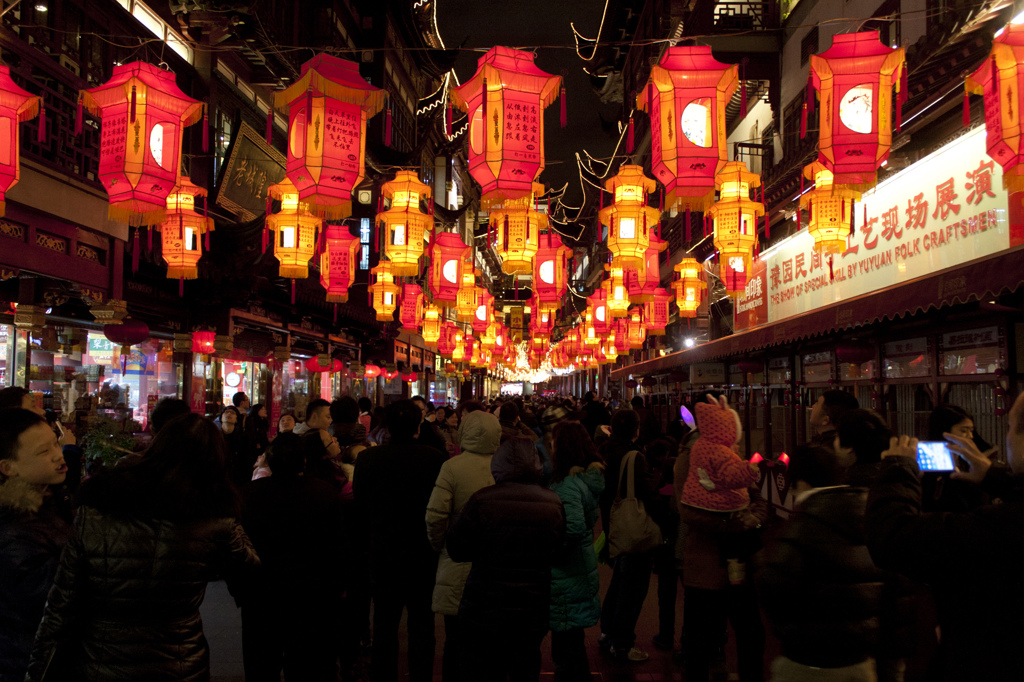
[840,359,877,381]
[281,359,313,421]
[767,357,791,385]
[801,351,832,383]
[940,326,1002,376]
[883,337,930,379]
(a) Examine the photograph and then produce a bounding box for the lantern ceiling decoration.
[473,296,495,337]
[82,62,203,226]
[450,46,562,208]
[320,224,360,303]
[626,234,667,304]
[438,321,463,358]
[380,171,432,275]
[811,31,905,190]
[967,24,1024,192]
[530,297,556,335]
[643,287,672,335]
[428,231,470,305]
[489,182,546,275]
[267,178,321,279]
[533,231,571,312]
[454,266,483,321]
[368,261,400,321]
[627,310,646,350]
[158,178,212,282]
[585,287,610,339]
[710,161,763,298]
[638,47,738,212]
[800,162,861,254]
[0,68,39,217]
[275,54,385,219]
[422,304,442,346]
[673,257,706,318]
[399,283,424,333]
[600,165,659,267]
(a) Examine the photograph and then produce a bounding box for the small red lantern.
[82,62,202,226]
[320,224,360,303]
[401,371,419,382]
[811,31,905,190]
[428,231,470,305]
[364,364,382,379]
[104,317,150,373]
[275,54,385,219]
[306,355,343,373]
[472,291,495,335]
[159,178,212,282]
[191,330,215,354]
[0,67,40,217]
[399,283,424,333]
[450,46,562,208]
[638,46,738,212]
[438,322,464,359]
[626,234,666,303]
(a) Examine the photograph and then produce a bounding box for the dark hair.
[387,400,423,440]
[331,396,360,425]
[79,413,240,520]
[277,411,296,429]
[220,405,241,422]
[583,391,595,403]
[0,387,30,411]
[305,398,331,423]
[358,397,373,413]
[551,421,600,483]
[789,444,842,488]
[0,408,46,477]
[498,401,519,424]
[837,409,891,465]
[610,408,640,440]
[927,404,973,441]
[245,403,270,436]
[150,398,190,434]
[411,395,427,406]
[436,406,456,423]
[821,390,860,430]
[265,432,304,478]
[630,396,645,409]
[232,392,248,407]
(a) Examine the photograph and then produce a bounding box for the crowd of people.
[0,383,1022,682]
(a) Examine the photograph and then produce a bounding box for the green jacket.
[548,462,605,631]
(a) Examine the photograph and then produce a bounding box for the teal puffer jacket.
[549,462,605,632]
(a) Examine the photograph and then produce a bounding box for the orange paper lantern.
[368,260,400,321]
[381,171,433,275]
[626,234,667,303]
[673,258,706,318]
[159,178,212,281]
[422,304,442,346]
[800,162,860,254]
[488,182,546,275]
[599,165,658,267]
[710,162,762,297]
[267,178,321,279]
[644,287,672,335]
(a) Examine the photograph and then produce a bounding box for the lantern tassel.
[36,100,45,144]
[204,197,211,249]
[291,280,296,305]
[963,89,971,127]
[333,303,338,324]
[202,102,209,153]
[800,102,808,139]
[560,83,567,128]
[761,183,768,239]
[686,207,692,242]
[132,227,140,273]
[266,107,274,145]
[130,85,137,123]
[385,106,392,146]
[740,59,748,118]
[74,96,83,136]
[262,226,268,254]
[179,277,184,297]
[147,224,153,251]
[829,256,834,282]
[627,112,634,154]
[850,200,856,237]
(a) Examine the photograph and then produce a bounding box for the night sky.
[436,0,622,208]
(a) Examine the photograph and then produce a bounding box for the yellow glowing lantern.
[159,178,212,281]
[455,266,483,321]
[627,310,646,349]
[603,265,631,318]
[644,287,672,335]
[450,328,467,362]
[368,261,400,321]
[599,165,658,267]
[489,182,546,275]
[267,178,320,279]
[421,304,442,346]
[480,321,499,351]
[710,161,762,297]
[800,162,861,254]
[381,171,432,275]
[673,258,706,318]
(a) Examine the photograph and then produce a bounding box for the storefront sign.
[690,362,726,384]
[734,259,768,332]
[737,127,1017,331]
[189,375,206,415]
[884,337,928,358]
[215,121,287,222]
[941,326,998,350]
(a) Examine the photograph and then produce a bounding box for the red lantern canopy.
[533,230,571,312]
[191,330,215,354]
[380,171,432,275]
[599,165,658,267]
[399,283,424,333]
[638,47,738,212]
[275,54,385,219]
[82,62,202,226]
[267,178,321,279]
[428,231,470,305]
[320,224,360,303]
[0,67,40,217]
[450,46,562,208]
[967,24,1024,193]
[158,178,212,282]
[811,31,905,190]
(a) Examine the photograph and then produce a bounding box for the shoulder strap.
[617,450,639,500]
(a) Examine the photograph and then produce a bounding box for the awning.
[611,245,1024,380]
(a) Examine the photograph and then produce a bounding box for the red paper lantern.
[401,371,419,382]
[584,287,610,345]
[275,54,385,219]
[472,290,495,335]
[364,364,382,379]
[438,322,464,359]
[626,234,666,303]
[967,24,1024,192]
[399,283,424,333]
[450,46,562,208]
[82,62,202,226]
[306,355,343,373]
[0,67,39,217]
[811,31,905,190]
[191,330,215,354]
[159,178,212,281]
[638,47,738,212]
[428,231,470,305]
[104,317,150,372]
[320,224,360,303]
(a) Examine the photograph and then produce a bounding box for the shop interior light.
[684,337,695,348]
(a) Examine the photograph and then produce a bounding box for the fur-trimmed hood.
[0,477,48,514]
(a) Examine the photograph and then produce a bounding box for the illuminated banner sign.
[735,127,1019,330]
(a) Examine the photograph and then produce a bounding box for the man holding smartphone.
[866,391,1024,682]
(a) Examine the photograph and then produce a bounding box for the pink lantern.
[428,232,470,305]
[0,67,40,217]
[320,224,361,303]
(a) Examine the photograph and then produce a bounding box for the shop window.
[767,357,791,384]
[359,217,371,270]
[940,326,1002,375]
[884,337,930,378]
[840,360,876,381]
[801,351,832,383]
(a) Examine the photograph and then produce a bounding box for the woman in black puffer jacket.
[26,413,260,682]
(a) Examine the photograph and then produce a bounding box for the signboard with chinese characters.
[750,127,1015,328]
[733,259,768,332]
[215,121,287,221]
[690,362,726,384]
[939,326,1002,375]
[883,336,930,378]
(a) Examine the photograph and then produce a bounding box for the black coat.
[0,481,71,682]
[598,436,664,536]
[759,486,885,668]
[352,437,447,580]
[447,438,566,635]
[26,504,258,682]
[867,459,1024,681]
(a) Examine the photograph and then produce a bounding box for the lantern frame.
[380,171,433,275]
[710,161,762,298]
[368,261,400,321]
[599,165,658,267]
[267,178,321,279]
[158,178,213,281]
[800,162,861,254]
